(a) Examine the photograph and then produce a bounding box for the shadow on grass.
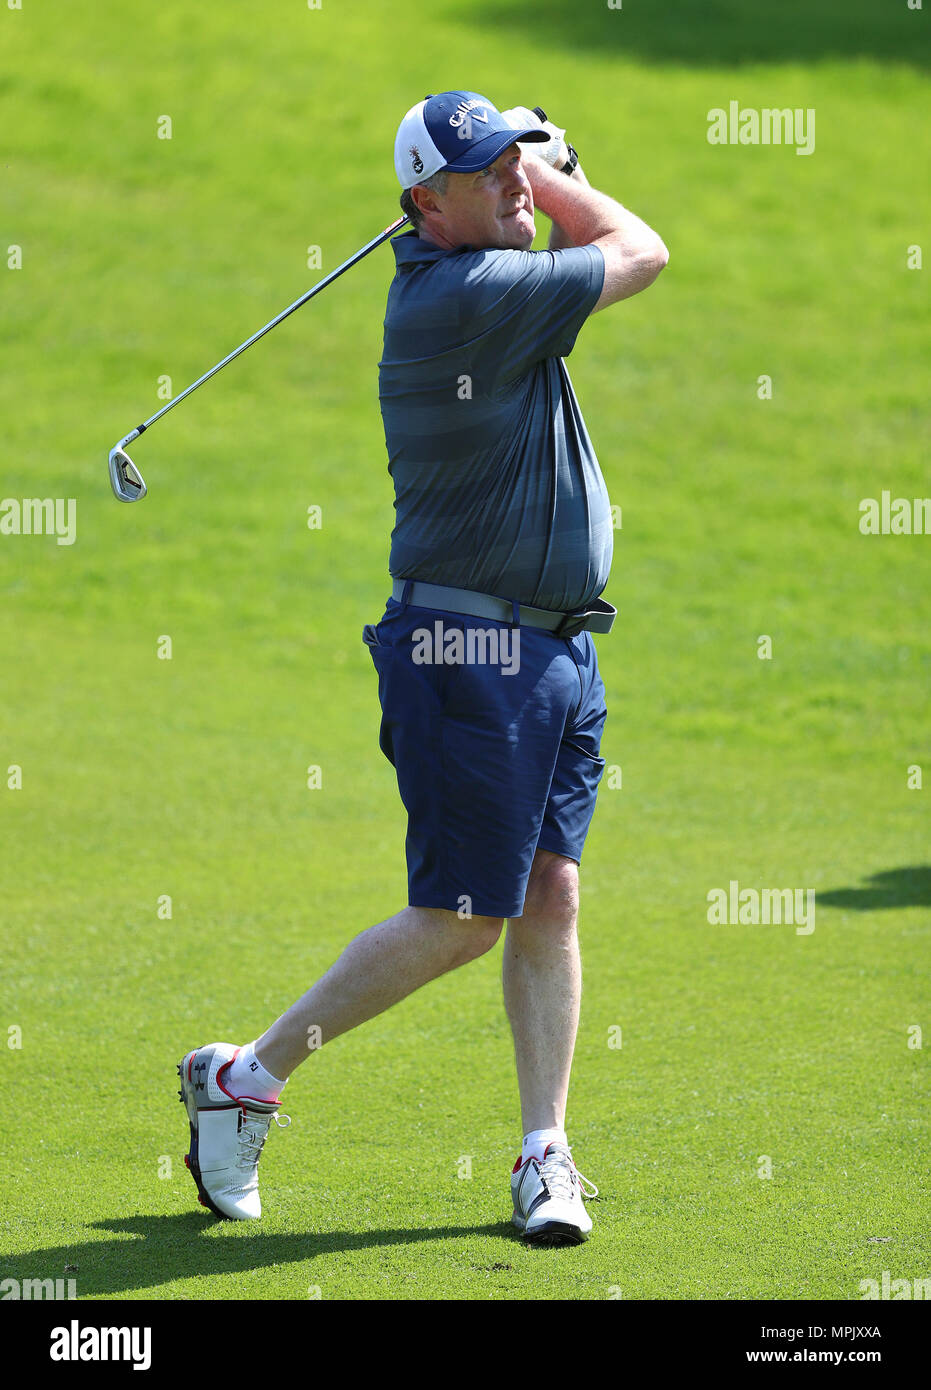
[466,0,927,69]
[818,866,931,912]
[4,1212,523,1298]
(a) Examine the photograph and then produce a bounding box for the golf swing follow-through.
[118,90,668,1245]
[107,104,565,503]
[107,103,554,502]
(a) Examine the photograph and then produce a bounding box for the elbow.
[639,239,669,289]
[594,232,670,309]
[650,238,670,274]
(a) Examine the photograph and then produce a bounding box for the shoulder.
[465,243,603,288]
[459,244,604,319]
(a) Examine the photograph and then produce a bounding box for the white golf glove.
[500,105,568,168]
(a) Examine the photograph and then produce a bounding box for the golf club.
[108,213,411,501]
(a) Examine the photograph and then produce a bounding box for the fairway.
[1,0,929,1308]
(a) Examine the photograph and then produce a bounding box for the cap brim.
[442,125,550,175]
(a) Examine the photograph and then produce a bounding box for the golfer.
[178,91,668,1245]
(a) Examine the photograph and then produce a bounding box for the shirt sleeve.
[459,243,605,387]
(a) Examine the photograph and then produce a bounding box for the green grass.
[1,0,929,1300]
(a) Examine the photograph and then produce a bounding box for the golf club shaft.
[119,214,410,450]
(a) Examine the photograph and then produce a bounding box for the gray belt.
[391,578,615,638]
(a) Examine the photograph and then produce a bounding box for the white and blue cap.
[394,90,550,189]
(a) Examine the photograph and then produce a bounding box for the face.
[415,143,536,251]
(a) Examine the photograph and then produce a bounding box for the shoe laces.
[237,1108,291,1170]
[538,1145,599,1202]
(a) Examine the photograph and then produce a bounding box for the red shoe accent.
[216,1050,250,1111]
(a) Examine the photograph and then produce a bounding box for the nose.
[507,155,529,193]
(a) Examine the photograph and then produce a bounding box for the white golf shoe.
[511,1142,598,1245]
[178,1042,290,1220]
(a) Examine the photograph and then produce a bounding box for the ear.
[411,182,444,220]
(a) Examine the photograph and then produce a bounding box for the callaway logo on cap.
[393,90,550,189]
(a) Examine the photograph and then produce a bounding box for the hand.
[500,105,569,169]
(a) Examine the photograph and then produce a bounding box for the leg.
[502,849,581,1134]
[180,907,501,1222]
[255,905,503,1080]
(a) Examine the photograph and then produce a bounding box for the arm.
[547,161,591,250]
[525,156,669,310]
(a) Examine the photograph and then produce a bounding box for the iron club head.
[109,445,147,502]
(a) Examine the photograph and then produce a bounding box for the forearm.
[528,157,665,260]
[547,163,591,250]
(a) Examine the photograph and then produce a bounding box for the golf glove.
[501,106,568,168]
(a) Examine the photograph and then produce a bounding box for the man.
[178,91,667,1246]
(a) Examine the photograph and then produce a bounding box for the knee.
[522,853,579,931]
[456,914,504,962]
[413,906,503,963]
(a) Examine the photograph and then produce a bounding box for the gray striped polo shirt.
[378,230,611,611]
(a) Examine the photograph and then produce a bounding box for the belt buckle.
[555,611,587,639]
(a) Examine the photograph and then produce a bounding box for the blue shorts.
[363,592,608,919]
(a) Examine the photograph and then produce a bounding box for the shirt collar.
[391,229,476,265]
